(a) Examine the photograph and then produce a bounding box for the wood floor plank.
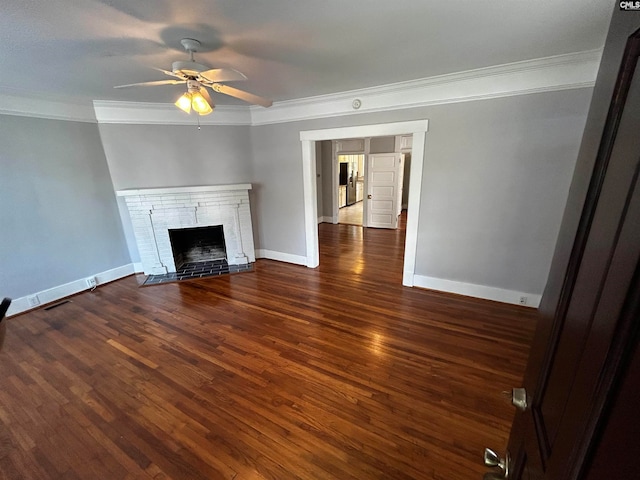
[0,216,537,478]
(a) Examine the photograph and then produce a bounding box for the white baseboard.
[412,274,541,308]
[6,263,136,317]
[133,262,144,273]
[255,249,307,266]
[318,216,333,224]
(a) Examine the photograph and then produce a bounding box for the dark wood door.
[504,28,640,480]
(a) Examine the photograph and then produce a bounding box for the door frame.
[299,119,429,286]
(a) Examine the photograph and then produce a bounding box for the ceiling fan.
[114,38,272,115]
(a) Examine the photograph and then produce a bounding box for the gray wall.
[249,88,591,296]
[0,115,130,299]
[414,92,587,294]
[249,122,306,255]
[99,124,253,190]
[0,83,595,303]
[98,123,254,262]
[402,153,411,208]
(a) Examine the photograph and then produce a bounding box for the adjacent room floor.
[338,200,363,226]
[0,220,537,479]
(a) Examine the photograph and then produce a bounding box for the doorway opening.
[338,153,365,226]
[299,120,429,286]
[322,135,413,229]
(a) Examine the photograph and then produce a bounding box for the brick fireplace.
[117,184,255,275]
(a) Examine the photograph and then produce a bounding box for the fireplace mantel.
[117,184,255,275]
[116,184,252,197]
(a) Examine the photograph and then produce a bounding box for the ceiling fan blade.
[152,67,185,79]
[199,68,247,83]
[211,84,272,107]
[199,87,213,105]
[114,79,186,88]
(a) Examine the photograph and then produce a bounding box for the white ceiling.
[0,0,612,106]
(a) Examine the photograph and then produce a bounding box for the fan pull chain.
[197,115,201,130]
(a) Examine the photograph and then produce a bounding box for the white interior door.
[367,153,400,229]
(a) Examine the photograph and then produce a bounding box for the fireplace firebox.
[169,225,226,270]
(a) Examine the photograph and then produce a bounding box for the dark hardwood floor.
[0,220,537,479]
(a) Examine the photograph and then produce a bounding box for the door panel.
[372,172,395,183]
[504,28,640,480]
[367,153,400,229]
[372,186,394,197]
[536,53,640,459]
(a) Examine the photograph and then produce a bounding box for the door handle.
[483,448,510,478]
[367,194,372,199]
[511,387,528,411]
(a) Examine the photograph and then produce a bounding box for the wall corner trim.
[412,274,541,308]
[255,249,308,266]
[0,92,97,123]
[6,264,136,317]
[93,101,252,125]
[252,49,600,126]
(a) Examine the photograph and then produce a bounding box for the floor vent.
[44,300,71,311]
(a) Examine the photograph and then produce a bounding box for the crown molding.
[92,101,252,125]
[0,49,602,125]
[249,49,602,125]
[0,92,96,123]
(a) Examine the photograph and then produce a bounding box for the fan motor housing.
[172,60,209,77]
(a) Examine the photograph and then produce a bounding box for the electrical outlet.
[86,277,97,289]
[27,295,40,307]
[519,296,528,305]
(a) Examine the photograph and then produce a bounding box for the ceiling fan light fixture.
[191,91,213,115]
[175,92,192,114]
